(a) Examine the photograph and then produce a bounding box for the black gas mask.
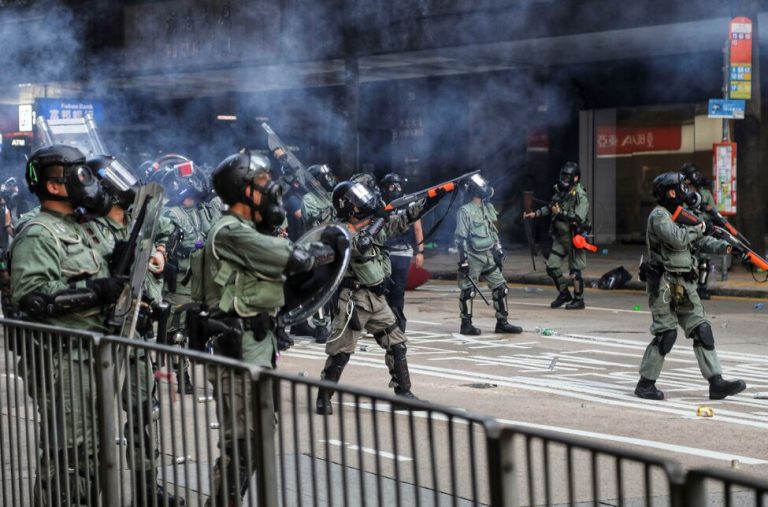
[653,172,692,213]
[250,178,286,228]
[557,162,581,192]
[88,155,139,210]
[64,163,113,216]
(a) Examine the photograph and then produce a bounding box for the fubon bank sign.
[35,99,104,123]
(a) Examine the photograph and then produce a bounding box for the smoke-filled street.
[281,281,768,476]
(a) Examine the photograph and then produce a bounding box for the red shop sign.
[596,126,682,156]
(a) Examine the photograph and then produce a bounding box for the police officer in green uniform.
[524,162,590,310]
[455,174,523,336]
[634,172,746,401]
[163,168,212,393]
[10,145,124,506]
[192,151,339,504]
[81,155,183,506]
[681,163,716,300]
[315,180,444,415]
[293,163,338,343]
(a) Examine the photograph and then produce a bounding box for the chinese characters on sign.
[729,17,752,100]
[596,126,682,157]
[713,142,737,215]
[35,99,104,123]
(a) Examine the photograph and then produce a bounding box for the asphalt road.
[276,281,768,504]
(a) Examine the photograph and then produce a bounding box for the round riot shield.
[279,223,352,327]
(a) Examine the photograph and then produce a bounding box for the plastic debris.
[720,321,728,329]
[197,396,214,403]
[696,406,714,417]
[524,287,543,293]
[633,305,642,311]
[755,303,765,311]
[210,422,220,430]
[175,456,192,464]
[535,327,556,336]
[359,345,368,352]
[601,248,609,255]
[548,357,557,370]
[298,371,309,377]
[753,392,768,399]
[731,459,740,469]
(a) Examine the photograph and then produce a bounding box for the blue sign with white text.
[708,99,745,119]
[35,98,105,124]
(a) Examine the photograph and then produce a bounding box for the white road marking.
[319,439,413,462]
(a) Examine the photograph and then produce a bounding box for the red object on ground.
[406,262,432,290]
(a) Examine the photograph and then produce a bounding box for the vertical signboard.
[729,17,753,99]
[713,142,737,215]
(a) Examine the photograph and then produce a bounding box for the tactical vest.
[460,201,498,252]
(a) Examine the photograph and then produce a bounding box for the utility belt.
[187,306,276,361]
[340,278,387,297]
[640,261,697,297]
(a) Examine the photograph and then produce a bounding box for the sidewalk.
[422,244,768,299]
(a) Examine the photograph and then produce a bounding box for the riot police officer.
[10,145,124,506]
[160,163,212,393]
[191,151,344,504]
[634,172,745,401]
[681,163,715,300]
[455,173,523,336]
[315,179,444,415]
[524,162,590,310]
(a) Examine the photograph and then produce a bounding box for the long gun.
[705,207,750,246]
[261,122,333,209]
[671,206,768,274]
[383,170,479,212]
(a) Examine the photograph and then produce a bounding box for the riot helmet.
[680,162,704,189]
[380,173,405,202]
[464,173,494,200]
[557,162,581,191]
[213,150,285,228]
[26,144,112,215]
[350,173,382,202]
[307,164,337,193]
[332,180,379,221]
[150,155,207,206]
[652,172,690,211]
[87,155,139,210]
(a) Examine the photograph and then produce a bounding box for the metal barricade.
[0,319,104,507]
[5,317,768,506]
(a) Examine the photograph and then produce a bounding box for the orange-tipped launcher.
[572,234,598,252]
[746,251,768,272]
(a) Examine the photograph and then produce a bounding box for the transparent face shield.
[98,158,138,193]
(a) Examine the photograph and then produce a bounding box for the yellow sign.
[731,81,752,99]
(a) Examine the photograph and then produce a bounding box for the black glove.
[703,220,714,235]
[458,261,470,276]
[320,227,350,253]
[356,231,374,253]
[86,277,125,303]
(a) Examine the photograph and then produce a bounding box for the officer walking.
[315,180,443,415]
[10,145,125,506]
[162,165,211,393]
[191,151,342,504]
[455,174,523,336]
[634,172,746,401]
[524,162,590,310]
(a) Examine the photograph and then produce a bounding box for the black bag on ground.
[597,266,632,290]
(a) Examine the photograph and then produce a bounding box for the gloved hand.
[356,231,374,253]
[320,227,350,253]
[458,261,470,276]
[86,277,125,303]
[703,220,714,235]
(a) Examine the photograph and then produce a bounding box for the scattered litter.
[535,327,557,336]
[696,406,714,417]
[633,305,642,311]
[210,422,220,430]
[115,437,127,446]
[359,345,368,352]
[590,281,599,288]
[298,371,309,377]
[755,303,765,311]
[175,456,192,465]
[197,396,214,403]
[548,357,557,370]
[720,321,729,329]
[731,459,740,469]
[523,287,543,293]
[601,249,609,255]
[580,403,586,408]
[463,383,498,389]
[753,392,768,399]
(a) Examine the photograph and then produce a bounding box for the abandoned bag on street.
[597,266,632,290]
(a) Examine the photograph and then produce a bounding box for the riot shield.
[279,223,351,327]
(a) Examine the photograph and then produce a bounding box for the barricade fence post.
[254,372,279,506]
[486,424,518,507]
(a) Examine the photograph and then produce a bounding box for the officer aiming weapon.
[383,169,480,212]
[261,122,333,209]
[671,205,768,279]
[526,194,599,254]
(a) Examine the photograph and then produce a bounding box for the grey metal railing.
[2,318,768,506]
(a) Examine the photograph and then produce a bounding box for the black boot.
[176,371,194,394]
[314,326,329,344]
[564,298,585,310]
[134,471,186,506]
[316,353,350,415]
[634,377,664,400]
[390,343,422,409]
[550,290,573,308]
[564,270,585,309]
[708,374,746,400]
[495,319,523,334]
[290,321,314,336]
[460,318,481,336]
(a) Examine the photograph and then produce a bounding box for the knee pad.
[692,323,715,350]
[389,342,407,360]
[492,284,508,299]
[654,329,677,355]
[460,288,475,301]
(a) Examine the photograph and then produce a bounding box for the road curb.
[429,271,768,299]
